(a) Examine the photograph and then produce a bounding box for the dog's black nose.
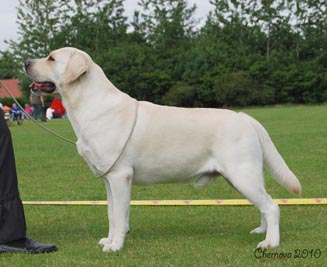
[24,60,31,70]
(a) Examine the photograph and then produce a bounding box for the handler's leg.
[0,109,57,253]
[0,109,26,243]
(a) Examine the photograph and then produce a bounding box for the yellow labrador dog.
[25,47,301,252]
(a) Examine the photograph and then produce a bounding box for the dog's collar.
[94,99,139,178]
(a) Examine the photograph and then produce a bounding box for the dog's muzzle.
[24,60,56,94]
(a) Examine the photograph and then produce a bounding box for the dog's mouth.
[29,81,56,94]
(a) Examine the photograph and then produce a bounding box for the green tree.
[63,0,128,53]
[2,0,327,107]
[0,51,19,79]
[249,0,292,59]
[5,0,68,97]
[131,0,196,104]
[10,0,66,58]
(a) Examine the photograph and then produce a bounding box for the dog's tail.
[240,112,302,196]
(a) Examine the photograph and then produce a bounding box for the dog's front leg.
[98,178,114,246]
[102,172,132,252]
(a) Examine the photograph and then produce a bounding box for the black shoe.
[0,237,57,254]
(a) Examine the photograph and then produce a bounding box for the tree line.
[1,0,327,108]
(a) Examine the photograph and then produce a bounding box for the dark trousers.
[0,109,26,243]
[32,104,45,122]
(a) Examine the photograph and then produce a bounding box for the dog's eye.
[48,56,55,61]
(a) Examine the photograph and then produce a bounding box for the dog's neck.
[60,64,135,136]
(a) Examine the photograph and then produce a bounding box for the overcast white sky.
[0,0,213,51]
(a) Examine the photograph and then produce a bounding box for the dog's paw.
[102,242,124,252]
[257,239,279,248]
[98,237,112,246]
[250,226,267,234]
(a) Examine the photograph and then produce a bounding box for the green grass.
[1,105,326,267]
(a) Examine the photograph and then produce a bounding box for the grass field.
[1,105,326,267]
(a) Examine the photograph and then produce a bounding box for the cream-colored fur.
[25,47,301,252]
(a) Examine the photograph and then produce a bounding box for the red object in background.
[49,98,66,118]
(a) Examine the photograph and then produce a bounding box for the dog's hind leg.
[102,172,132,252]
[98,178,114,246]
[224,164,280,248]
[250,213,267,234]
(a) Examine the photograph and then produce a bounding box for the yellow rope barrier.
[22,198,327,206]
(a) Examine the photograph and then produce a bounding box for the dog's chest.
[76,139,102,173]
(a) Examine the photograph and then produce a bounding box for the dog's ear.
[63,51,89,85]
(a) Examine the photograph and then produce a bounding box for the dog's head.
[25,47,91,95]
